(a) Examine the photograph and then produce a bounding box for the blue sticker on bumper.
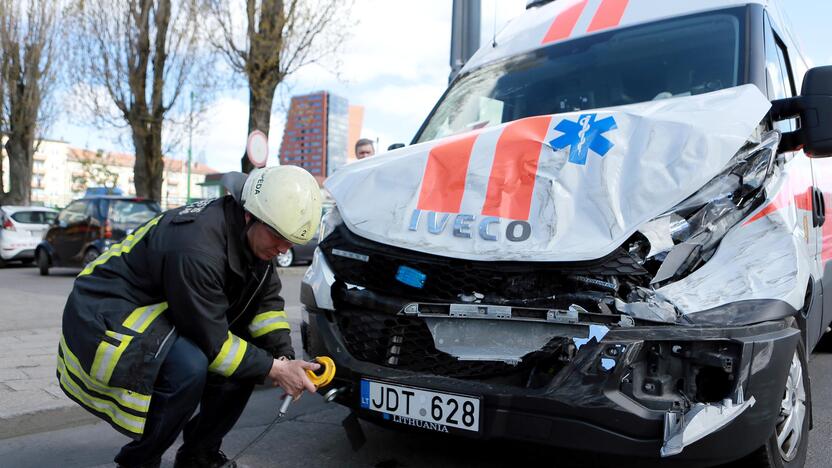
[396,266,426,288]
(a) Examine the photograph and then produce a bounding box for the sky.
[50,0,832,173]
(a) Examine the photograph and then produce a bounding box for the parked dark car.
[36,196,161,275]
[276,233,318,267]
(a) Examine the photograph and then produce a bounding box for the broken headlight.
[639,130,781,285]
[319,205,343,241]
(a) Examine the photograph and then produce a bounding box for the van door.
[764,15,827,348]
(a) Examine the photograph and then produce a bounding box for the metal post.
[449,0,481,83]
[186,91,193,204]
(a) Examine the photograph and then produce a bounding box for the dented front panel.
[326,86,771,264]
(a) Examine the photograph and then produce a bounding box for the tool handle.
[278,356,336,417]
[278,394,293,416]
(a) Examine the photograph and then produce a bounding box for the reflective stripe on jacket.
[58,196,290,439]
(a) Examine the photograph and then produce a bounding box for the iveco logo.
[408,209,531,242]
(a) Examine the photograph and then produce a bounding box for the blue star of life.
[549,113,617,165]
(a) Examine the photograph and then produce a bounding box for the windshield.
[415,10,744,143]
[108,200,161,227]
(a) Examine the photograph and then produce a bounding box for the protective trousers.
[114,336,256,466]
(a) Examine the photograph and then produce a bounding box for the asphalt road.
[0,264,830,467]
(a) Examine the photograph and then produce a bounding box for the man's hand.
[266,358,320,399]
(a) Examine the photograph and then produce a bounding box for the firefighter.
[57,165,323,468]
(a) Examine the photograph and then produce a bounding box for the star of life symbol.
[549,113,617,165]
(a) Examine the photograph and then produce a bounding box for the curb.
[0,404,98,440]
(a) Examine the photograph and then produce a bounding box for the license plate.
[360,379,480,432]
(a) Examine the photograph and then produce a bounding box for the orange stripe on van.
[481,116,552,221]
[587,0,629,33]
[541,0,588,45]
[416,132,481,214]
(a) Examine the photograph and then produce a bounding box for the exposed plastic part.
[424,317,587,365]
[302,249,337,310]
[572,324,609,351]
[661,386,756,457]
[402,302,581,325]
[615,297,677,323]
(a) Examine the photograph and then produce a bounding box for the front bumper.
[302,306,799,466]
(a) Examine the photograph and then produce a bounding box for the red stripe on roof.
[481,116,552,221]
[587,0,629,33]
[416,132,481,214]
[541,0,588,45]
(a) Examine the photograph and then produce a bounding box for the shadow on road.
[814,332,832,353]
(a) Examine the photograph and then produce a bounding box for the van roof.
[462,0,774,75]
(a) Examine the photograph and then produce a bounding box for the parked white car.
[0,206,58,267]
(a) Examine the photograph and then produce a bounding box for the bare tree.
[207,0,352,173]
[69,0,213,202]
[0,0,60,205]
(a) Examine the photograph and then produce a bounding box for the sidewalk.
[0,266,306,440]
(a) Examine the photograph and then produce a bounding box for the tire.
[37,249,50,276]
[277,248,294,268]
[0,257,6,268]
[82,248,101,267]
[736,337,810,468]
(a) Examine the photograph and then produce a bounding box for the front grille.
[335,309,529,378]
[320,225,646,303]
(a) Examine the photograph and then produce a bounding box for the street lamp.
[186,90,193,204]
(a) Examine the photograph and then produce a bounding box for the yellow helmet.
[241,166,322,244]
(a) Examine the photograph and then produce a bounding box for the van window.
[417,10,744,143]
[764,15,796,132]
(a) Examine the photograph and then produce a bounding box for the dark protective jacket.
[57,196,293,439]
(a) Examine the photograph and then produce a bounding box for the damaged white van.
[301,1,832,465]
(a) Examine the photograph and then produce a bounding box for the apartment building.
[2,138,217,209]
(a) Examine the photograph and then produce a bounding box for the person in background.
[355,138,375,160]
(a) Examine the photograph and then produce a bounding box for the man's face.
[356,144,375,160]
[245,213,294,261]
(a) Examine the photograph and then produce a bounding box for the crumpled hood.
[325,85,771,262]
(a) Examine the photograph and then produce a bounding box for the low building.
[2,138,217,209]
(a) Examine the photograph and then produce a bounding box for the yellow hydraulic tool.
[279,356,336,415]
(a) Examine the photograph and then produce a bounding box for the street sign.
[246,130,269,168]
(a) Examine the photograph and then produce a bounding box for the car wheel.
[83,248,101,267]
[37,250,50,276]
[277,249,294,268]
[738,338,809,468]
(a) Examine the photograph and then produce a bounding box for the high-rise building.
[278,91,359,177]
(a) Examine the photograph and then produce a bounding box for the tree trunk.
[241,85,276,173]
[3,131,33,205]
[131,120,164,202]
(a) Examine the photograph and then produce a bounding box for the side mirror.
[771,65,832,157]
[387,143,405,151]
